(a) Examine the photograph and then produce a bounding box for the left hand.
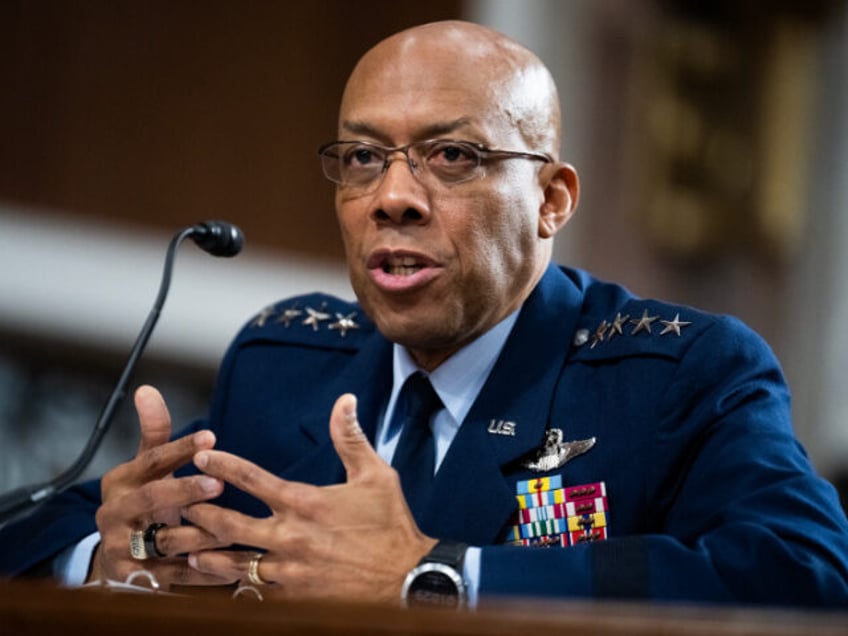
[182,393,438,602]
[90,386,230,588]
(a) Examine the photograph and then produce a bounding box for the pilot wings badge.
[522,429,596,473]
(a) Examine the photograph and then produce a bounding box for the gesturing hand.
[89,385,234,588]
[183,393,438,602]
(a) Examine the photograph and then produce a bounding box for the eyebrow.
[340,118,476,142]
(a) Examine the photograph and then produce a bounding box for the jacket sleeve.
[0,291,358,580]
[479,316,848,607]
[0,478,101,577]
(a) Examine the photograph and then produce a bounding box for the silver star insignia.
[302,306,331,331]
[277,307,303,328]
[523,429,597,472]
[607,313,630,341]
[630,309,659,335]
[659,313,692,336]
[328,312,360,337]
[590,320,609,349]
[250,306,276,327]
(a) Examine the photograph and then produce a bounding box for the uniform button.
[573,329,590,347]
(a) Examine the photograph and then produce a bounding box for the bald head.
[330,20,579,370]
[340,20,562,158]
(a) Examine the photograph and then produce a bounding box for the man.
[1,20,847,608]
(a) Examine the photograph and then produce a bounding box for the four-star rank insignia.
[507,477,609,547]
[249,301,362,338]
[576,307,693,350]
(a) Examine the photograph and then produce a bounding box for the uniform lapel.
[274,265,586,546]
[420,266,585,544]
[281,333,393,485]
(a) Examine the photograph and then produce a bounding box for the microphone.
[191,220,244,257]
[0,221,244,525]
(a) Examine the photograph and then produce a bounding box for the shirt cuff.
[53,531,100,586]
[462,545,481,608]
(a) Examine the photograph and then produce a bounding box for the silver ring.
[247,553,270,586]
[125,569,161,590]
[232,584,264,601]
[130,523,168,560]
[129,530,149,560]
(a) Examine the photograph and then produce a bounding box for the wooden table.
[1,580,846,635]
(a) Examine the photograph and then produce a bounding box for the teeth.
[386,255,419,267]
[383,255,425,276]
[387,265,423,276]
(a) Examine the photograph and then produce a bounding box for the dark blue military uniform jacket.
[2,264,848,606]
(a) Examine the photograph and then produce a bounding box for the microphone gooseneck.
[0,221,244,526]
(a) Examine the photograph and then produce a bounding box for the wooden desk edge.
[0,580,845,636]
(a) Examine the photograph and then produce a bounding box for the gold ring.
[129,529,149,560]
[247,553,270,586]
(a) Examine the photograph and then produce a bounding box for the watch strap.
[421,540,468,569]
[401,540,469,608]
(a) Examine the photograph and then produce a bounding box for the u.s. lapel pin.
[487,419,517,436]
[522,428,596,472]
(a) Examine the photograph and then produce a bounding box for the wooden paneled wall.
[0,1,462,259]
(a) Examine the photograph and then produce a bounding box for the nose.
[370,152,431,225]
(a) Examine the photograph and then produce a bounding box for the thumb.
[329,393,382,482]
[134,384,173,454]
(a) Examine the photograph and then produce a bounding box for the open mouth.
[382,255,426,276]
[367,250,440,291]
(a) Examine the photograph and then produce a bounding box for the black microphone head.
[191,221,244,257]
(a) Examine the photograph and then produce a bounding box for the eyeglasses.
[318,139,553,190]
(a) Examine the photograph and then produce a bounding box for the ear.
[538,162,579,239]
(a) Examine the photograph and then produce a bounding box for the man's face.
[334,36,563,370]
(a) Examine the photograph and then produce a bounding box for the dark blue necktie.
[390,372,442,520]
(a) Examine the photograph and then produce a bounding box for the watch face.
[403,563,466,609]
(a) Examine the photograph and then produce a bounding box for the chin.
[376,315,452,349]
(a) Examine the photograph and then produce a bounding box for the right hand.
[88,385,236,588]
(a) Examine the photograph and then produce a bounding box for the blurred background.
[1,0,846,505]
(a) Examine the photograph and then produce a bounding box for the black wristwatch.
[400,540,468,609]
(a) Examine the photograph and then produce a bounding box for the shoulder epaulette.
[234,292,375,350]
[569,299,716,362]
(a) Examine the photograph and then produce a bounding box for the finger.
[92,529,234,588]
[181,502,271,548]
[135,385,173,453]
[99,475,224,527]
[188,550,275,585]
[145,559,239,588]
[329,393,383,482]
[147,523,230,557]
[194,450,303,507]
[103,431,215,491]
[165,563,237,587]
